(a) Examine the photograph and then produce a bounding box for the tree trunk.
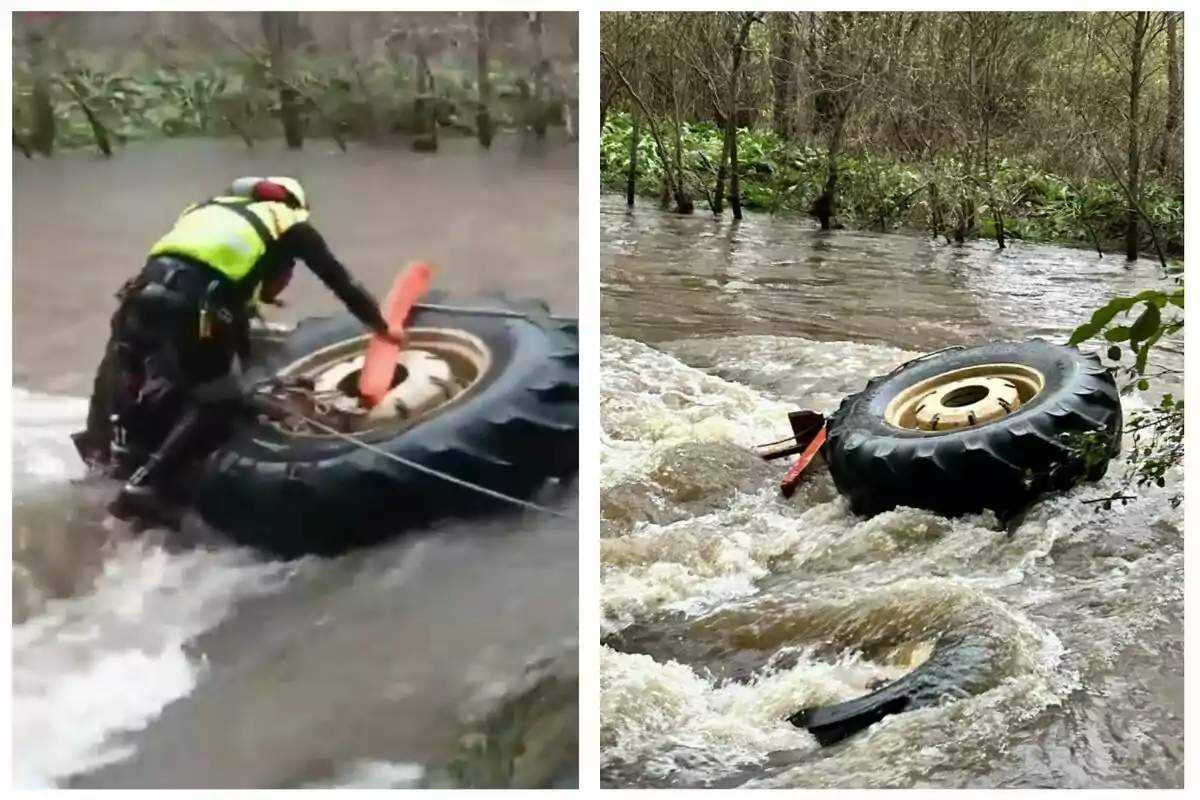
[475,12,494,149]
[529,12,549,139]
[601,51,687,214]
[806,13,825,138]
[27,30,56,157]
[1157,12,1181,181]
[669,74,693,214]
[566,14,579,140]
[812,147,839,231]
[771,14,795,140]
[261,11,303,149]
[928,182,943,240]
[626,111,640,207]
[811,15,839,138]
[714,12,758,217]
[711,14,740,212]
[730,123,744,220]
[1125,12,1148,262]
[413,45,438,152]
[600,81,615,131]
[713,132,732,215]
[810,14,851,230]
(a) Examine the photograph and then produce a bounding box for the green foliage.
[601,111,1184,256]
[1067,274,1185,508]
[1067,284,1184,375]
[12,58,546,151]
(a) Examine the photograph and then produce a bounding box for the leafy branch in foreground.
[1067,275,1184,509]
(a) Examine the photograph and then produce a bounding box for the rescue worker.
[77,176,403,526]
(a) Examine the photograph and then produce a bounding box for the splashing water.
[599,198,1183,789]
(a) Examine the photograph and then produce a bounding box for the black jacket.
[267,221,389,335]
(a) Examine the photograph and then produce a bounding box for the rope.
[413,302,576,324]
[253,300,577,521]
[294,413,578,522]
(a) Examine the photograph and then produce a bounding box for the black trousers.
[85,257,246,494]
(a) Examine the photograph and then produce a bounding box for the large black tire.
[823,340,1122,521]
[192,293,578,559]
[789,634,994,746]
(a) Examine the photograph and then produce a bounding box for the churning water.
[598,196,1183,789]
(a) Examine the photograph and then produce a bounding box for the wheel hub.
[883,362,1046,434]
[912,376,1022,431]
[259,327,491,437]
[308,349,459,424]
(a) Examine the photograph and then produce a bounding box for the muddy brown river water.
[11,135,578,789]
[598,195,1183,789]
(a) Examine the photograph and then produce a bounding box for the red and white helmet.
[228,176,308,211]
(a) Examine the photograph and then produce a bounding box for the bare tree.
[600,13,642,132]
[1124,12,1151,260]
[476,12,494,149]
[598,11,1182,255]
[944,13,1043,248]
[770,12,796,141]
[713,12,761,219]
[626,110,640,207]
[808,13,898,230]
[601,49,691,213]
[528,12,549,139]
[25,25,57,156]
[1156,11,1181,183]
[261,11,303,148]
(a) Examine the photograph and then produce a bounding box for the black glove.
[107,485,184,531]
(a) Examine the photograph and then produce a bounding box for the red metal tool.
[357,261,433,408]
[780,425,826,499]
[755,409,828,498]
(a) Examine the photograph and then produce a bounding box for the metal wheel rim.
[883,363,1046,433]
[265,326,492,438]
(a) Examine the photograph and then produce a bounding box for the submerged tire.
[823,340,1122,521]
[194,293,578,559]
[789,634,994,746]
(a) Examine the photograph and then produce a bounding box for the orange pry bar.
[780,425,827,499]
[358,261,433,409]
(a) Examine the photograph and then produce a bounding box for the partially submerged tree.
[261,11,303,148]
[601,12,695,214]
[805,13,919,230]
[599,10,1182,262]
[12,11,579,157]
[934,13,1046,247]
[25,26,57,156]
[475,12,494,148]
[710,11,762,219]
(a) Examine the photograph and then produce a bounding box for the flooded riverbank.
[599,195,1183,789]
[12,136,579,788]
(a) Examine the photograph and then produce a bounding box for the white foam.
[600,644,903,783]
[10,389,300,786]
[11,389,91,489]
[598,335,1182,785]
[301,760,426,789]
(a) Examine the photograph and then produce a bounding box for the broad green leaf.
[1133,326,1165,374]
[1103,326,1131,342]
[1068,296,1138,345]
[1129,302,1161,344]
